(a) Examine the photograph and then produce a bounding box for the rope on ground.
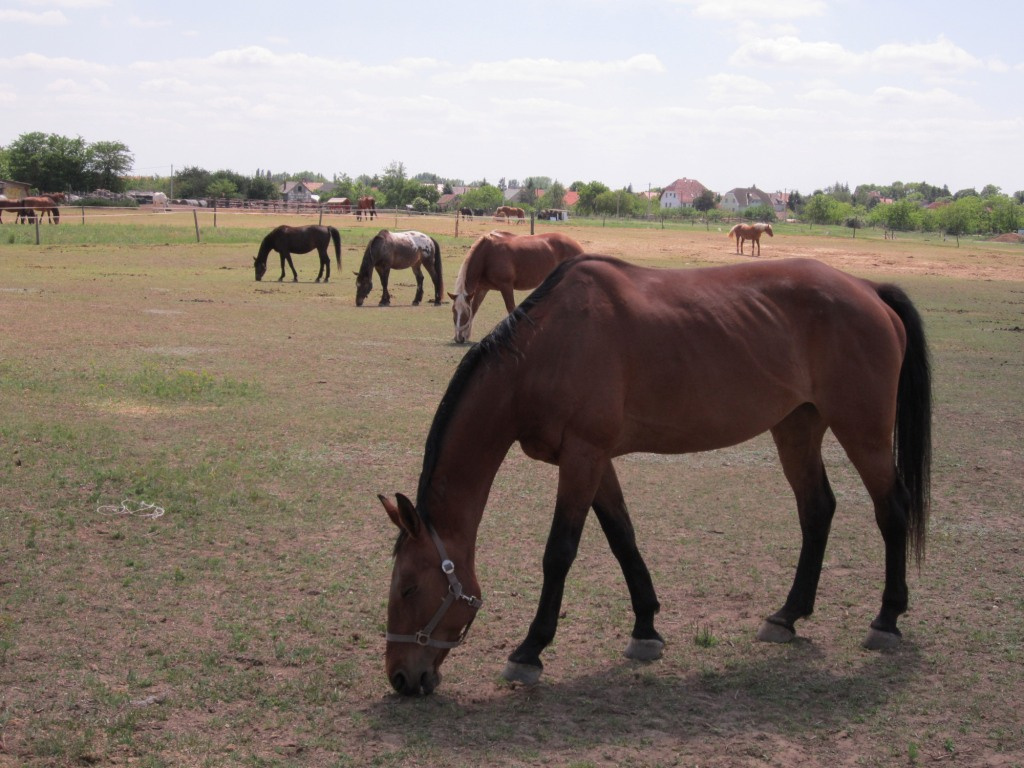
[96,499,166,519]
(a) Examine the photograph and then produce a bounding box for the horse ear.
[353,271,359,276]
[379,493,420,537]
[447,292,458,301]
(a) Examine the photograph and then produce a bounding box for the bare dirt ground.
[0,221,1021,767]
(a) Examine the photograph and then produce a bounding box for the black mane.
[393,255,591,553]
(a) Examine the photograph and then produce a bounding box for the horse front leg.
[499,287,516,314]
[590,462,664,661]
[377,267,391,306]
[504,445,606,685]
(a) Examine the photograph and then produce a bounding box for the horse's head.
[355,270,372,306]
[765,224,774,237]
[380,493,482,696]
[449,291,475,343]
[254,254,268,281]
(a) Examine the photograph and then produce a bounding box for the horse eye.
[401,584,418,598]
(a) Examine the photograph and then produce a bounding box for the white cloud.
[705,73,774,101]
[732,34,986,76]
[674,0,825,21]
[450,54,663,87]
[0,9,68,24]
[11,52,111,73]
[128,15,171,29]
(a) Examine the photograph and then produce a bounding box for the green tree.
[207,178,238,199]
[174,166,212,199]
[572,181,611,215]
[85,141,133,192]
[460,184,503,213]
[989,196,1021,234]
[7,132,91,191]
[246,175,279,200]
[379,161,408,207]
[538,180,567,211]
[693,189,718,214]
[803,193,842,225]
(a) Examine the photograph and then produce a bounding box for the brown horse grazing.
[20,196,61,224]
[729,222,773,256]
[355,229,443,306]
[356,196,377,221]
[380,256,931,696]
[448,230,584,343]
[254,225,341,282]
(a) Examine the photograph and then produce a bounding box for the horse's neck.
[421,363,517,545]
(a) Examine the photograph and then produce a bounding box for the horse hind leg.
[410,265,425,306]
[759,405,835,643]
[316,247,329,282]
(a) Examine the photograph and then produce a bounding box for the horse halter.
[386,523,483,649]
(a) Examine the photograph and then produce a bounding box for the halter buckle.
[441,559,455,575]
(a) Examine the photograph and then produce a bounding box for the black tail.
[431,237,443,300]
[330,227,342,269]
[877,284,932,565]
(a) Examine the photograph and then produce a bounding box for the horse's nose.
[390,668,441,696]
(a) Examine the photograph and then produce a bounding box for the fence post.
[530,213,535,235]
[193,209,201,242]
[81,206,85,225]
[318,207,323,226]
[213,205,217,228]
[35,217,41,245]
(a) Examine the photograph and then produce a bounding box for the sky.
[2,0,1022,196]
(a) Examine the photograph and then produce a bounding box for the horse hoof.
[756,620,796,644]
[863,628,901,651]
[502,661,542,686]
[624,637,665,661]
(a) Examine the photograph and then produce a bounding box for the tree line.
[3,132,1021,238]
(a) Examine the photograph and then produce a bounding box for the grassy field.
[0,216,1022,767]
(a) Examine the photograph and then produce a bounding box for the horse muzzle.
[389,666,442,696]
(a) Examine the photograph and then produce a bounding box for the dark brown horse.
[355,229,443,306]
[448,230,584,343]
[380,256,931,695]
[254,225,341,282]
[729,222,773,256]
[356,196,377,221]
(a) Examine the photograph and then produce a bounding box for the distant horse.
[356,196,377,221]
[380,256,932,696]
[459,207,474,220]
[355,229,443,306]
[20,196,61,224]
[495,205,525,224]
[152,192,168,209]
[254,225,341,282]
[729,222,773,256]
[448,230,584,343]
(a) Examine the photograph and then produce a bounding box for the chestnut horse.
[729,222,773,256]
[254,225,341,282]
[495,205,525,224]
[380,256,931,695]
[356,196,377,221]
[448,230,584,343]
[355,229,443,306]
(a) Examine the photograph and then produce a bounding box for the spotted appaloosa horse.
[729,222,773,256]
[355,229,443,306]
[381,255,931,695]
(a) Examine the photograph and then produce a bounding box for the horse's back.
[507,257,905,456]
[477,231,583,289]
